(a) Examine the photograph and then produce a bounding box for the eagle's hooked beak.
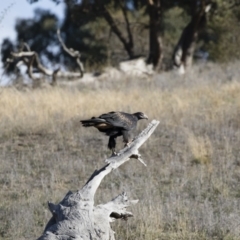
[143,114,148,120]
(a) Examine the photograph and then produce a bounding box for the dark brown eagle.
[80,111,148,155]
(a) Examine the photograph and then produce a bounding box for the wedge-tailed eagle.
[80,111,148,155]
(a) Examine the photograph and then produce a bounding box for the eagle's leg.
[108,136,117,156]
[122,130,132,148]
[125,141,132,147]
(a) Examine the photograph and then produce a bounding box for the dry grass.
[1,62,240,239]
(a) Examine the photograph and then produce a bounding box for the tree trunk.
[37,120,159,240]
[95,1,135,59]
[173,0,212,74]
[76,1,135,60]
[147,0,163,71]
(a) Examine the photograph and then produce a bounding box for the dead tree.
[173,0,212,74]
[7,29,84,86]
[37,120,159,240]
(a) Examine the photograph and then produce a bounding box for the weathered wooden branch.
[57,29,84,78]
[26,55,36,81]
[37,120,159,240]
[8,31,84,86]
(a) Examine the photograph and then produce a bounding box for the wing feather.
[99,111,137,130]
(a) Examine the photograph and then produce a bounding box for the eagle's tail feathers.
[80,118,106,127]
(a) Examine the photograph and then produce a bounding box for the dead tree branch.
[8,32,84,86]
[57,29,84,77]
[37,120,159,240]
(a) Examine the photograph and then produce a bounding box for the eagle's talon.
[111,151,119,157]
[124,141,132,148]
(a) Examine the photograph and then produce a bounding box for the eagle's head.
[133,112,148,120]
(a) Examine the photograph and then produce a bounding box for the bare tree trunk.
[78,0,135,59]
[173,0,212,74]
[120,2,134,57]
[95,1,135,59]
[147,0,163,71]
[37,120,159,240]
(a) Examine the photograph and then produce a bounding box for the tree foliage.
[204,0,240,62]
[1,0,240,77]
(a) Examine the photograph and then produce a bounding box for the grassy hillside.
[1,62,240,239]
